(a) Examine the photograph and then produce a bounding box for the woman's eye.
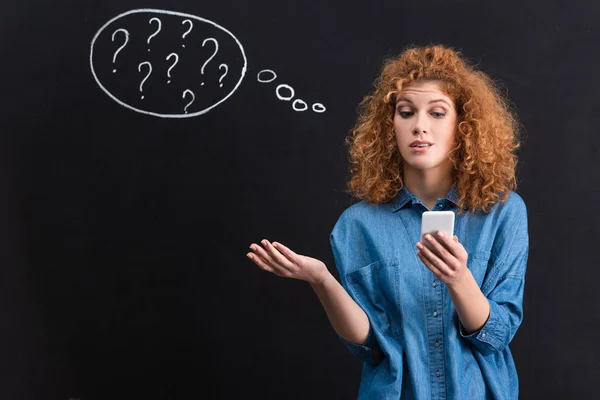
[397,110,445,118]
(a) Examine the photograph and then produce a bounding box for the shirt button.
[435,340,440,348]
[433,311,438,317]
[432,281,437,287]
[481,333,487,339]
[435,371,440,377]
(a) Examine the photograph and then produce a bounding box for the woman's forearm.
[447,270,490,334]
[309,270,370,345]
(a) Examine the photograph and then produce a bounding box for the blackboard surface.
[1,0,599,398]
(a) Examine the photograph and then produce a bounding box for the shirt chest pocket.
[467,250,493,288]
[346,257,403,338]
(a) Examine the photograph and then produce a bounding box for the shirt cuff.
[336,324,385,366]
[458,300,508,355]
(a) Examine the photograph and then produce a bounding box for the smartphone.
[420,211,455,242]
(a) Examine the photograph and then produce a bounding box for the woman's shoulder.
[331,199,387,235]
[492,190,527,219]
[336,198,388,224]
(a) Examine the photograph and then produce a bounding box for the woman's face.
[394,80,457,175]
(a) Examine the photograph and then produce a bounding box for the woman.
[247,44,529,399]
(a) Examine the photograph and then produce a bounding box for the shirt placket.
[416,199,448,399]
[426,275,446,399]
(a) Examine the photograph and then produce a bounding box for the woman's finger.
[418,242,450,276]
[249,242,286,274]
[259,240,298,277]
[423,234,452,265]
[417,250,443,279]
[431,231,460,258]
[249,240,297,277]
[261,240,296,271]
[271,241,298,263]
[247,252,277,274]
[248,248,291,277]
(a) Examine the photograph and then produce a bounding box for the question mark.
[138,61,152,99]
[200,38,219,86]
[147,17,162,51]
[182,89,195,114]
[166,53,179,84]
[218,64,228,88]
[111,28,129,73]
[181,19,193,48]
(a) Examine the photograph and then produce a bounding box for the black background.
[1,0,599,398]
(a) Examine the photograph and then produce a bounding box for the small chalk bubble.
[292,99,308,112]
[312,103,326,113]
[276,84,295,101]
[257,69,277,83]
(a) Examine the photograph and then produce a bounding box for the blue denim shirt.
[329,182,529,399]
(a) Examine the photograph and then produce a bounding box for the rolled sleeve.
[460,198,529,355]
[335,320,385,366]
[329,217,385,366]
[459,276,525,355]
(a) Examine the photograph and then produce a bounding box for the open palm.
[247,239,327,285]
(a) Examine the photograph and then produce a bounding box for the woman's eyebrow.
[396,97,452,107]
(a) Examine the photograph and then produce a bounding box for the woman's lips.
[410,144,432,152]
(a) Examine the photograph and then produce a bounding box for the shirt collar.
[388,181,459,212]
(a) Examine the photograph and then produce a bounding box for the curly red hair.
[344,43,524,215]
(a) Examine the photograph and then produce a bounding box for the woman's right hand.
[247,239,329,285]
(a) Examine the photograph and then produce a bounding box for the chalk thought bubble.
[256,69,326,113]
[90,9,247,118]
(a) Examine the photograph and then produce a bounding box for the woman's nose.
[413,112,429,134]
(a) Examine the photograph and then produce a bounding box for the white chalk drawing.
[138,61,152,99]
[257,69,277,83]
[200,38,219,86]
[181,19,193,48]
[218,64,228,88]
[90,8,247,118]
[111,29,129,73]
[293,99,308,112]
[166,53,179,83]
[147,17,161,51]
[182,89,195,113]
[92,9,325,117]
[276,84,295,101]
[312,103,326,113]
[258,69,326,113]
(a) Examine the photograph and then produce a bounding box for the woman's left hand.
[416,231,470,287]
